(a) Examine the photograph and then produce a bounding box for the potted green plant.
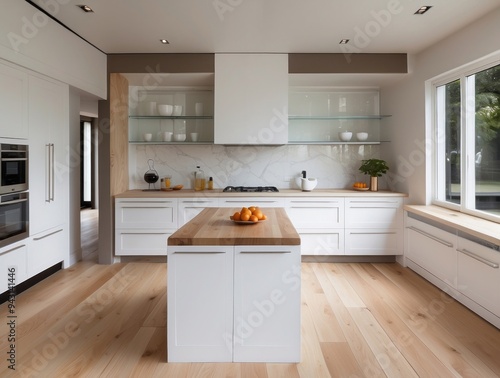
[358,159,389,191]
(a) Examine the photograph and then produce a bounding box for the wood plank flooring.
[1,259,499,377]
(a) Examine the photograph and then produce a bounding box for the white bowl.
[157,104,173,116]
[143,133,152,142]
[356,132,368,141]
[339,131,352,142]
[173,105,183,116]
[173,133,186,142]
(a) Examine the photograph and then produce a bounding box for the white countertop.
[115,188,408,199]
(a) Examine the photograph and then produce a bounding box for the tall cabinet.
[28,74,69,274]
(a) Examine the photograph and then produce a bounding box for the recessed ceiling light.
[414,6,432,15]
[339,39,350,44]
[160,39,170,44]
[77,5,94,13]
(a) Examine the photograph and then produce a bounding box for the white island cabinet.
[115,198,177,256]
[214,54,288,145]
[167,207,301,363]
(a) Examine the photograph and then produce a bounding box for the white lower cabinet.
[167,244,301,362]
[178,198,219,227]
[405,210,500,328]
[0,241,28,292]
[285,198,344,255]
[115,198,177,256]
[345,197,404,255]
[167,246,234,362]
[233,245,301,362]
[457,234,500,318]
[28,226,67,277]
[406,215,457,286]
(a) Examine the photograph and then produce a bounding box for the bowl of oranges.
[353,182,369,191]
[230,206,267,224]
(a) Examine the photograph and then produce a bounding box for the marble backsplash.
[129,144,381,190]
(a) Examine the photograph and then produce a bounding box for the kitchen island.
[167,207,301,363]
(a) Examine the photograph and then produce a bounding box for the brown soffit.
[289,53,408,74]
[107,53,215,74]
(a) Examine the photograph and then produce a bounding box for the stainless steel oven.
[1,144,28,194]
[0,191,29,248]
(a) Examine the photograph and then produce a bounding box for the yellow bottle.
[194,166,205,191]
[208,177,213,190]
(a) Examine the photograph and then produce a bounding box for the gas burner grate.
[222,186,279,193]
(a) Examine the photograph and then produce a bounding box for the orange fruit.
[240,212,251,221]
[249,215,258,222]
[253,210,263,220]
[232,211,241,221]
[249,206,257,212]
[261,214,267,220]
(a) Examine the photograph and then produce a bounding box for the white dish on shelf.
[143,133,152,142]
[356,132,368,141]
[173,133,186,142]
[158,104,173,116]
[173,105,183,116]
[339,131,352,142]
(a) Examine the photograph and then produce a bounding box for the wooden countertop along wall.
[168,208,300,246]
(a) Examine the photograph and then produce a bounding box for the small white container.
[339,131,352,142]
[356,132,368,141]
[301,178,318,191]
[157,104,173,116]
[143,133,152,142]
[190,132,199,142]
[162,131,173,142]
[173,105,183,116]
[174,133,186,142]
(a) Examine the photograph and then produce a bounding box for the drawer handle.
[457,248,499,269]
[0,244,26,256]
[33,228,63,241]
[407,226,453,247]
[290,201,340,204]
[173,251,226,254]
[240,251,291,254]
[349,232,397,235]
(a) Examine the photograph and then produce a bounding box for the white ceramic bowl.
[157,104,173,116]
[173,105,183,116]
[173,133,186,142]
[339,131,353,142]
[356,132,368,141]
[143,133,152,142]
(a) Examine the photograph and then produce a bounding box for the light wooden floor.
[2,256,500,377]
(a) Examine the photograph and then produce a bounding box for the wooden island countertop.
[168,207,300,246]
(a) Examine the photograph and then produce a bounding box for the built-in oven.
[0,191,29,248]
[1,143,28,194]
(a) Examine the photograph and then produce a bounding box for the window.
[434,58,500,221]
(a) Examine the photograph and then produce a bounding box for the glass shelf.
[129,115,213,120]
[288,115,391,120]
[287,141,383,145]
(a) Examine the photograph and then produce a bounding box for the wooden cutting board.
[168,207,300,246]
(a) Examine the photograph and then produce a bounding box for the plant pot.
[370,176,378,191]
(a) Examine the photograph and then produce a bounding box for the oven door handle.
[1,158,28,162]
[0,197,28,206]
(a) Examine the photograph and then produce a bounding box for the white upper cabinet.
[214,54,288,145]
[0,60,28,139]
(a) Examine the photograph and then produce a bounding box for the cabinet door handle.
[50,143,55,201]
[45,144,51,202]
[240,251,291,254]
[457,248,499,269]
[173,251,226,254]
[407,226,453,247]
[33,228,63,241]
[0,244,26,256]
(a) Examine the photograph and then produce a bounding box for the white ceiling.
[30,0,499,55]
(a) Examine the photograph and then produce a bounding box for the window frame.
[430,51,500,223]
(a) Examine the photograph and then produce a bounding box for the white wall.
[381,7,500,204]
[0,1,106,99]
